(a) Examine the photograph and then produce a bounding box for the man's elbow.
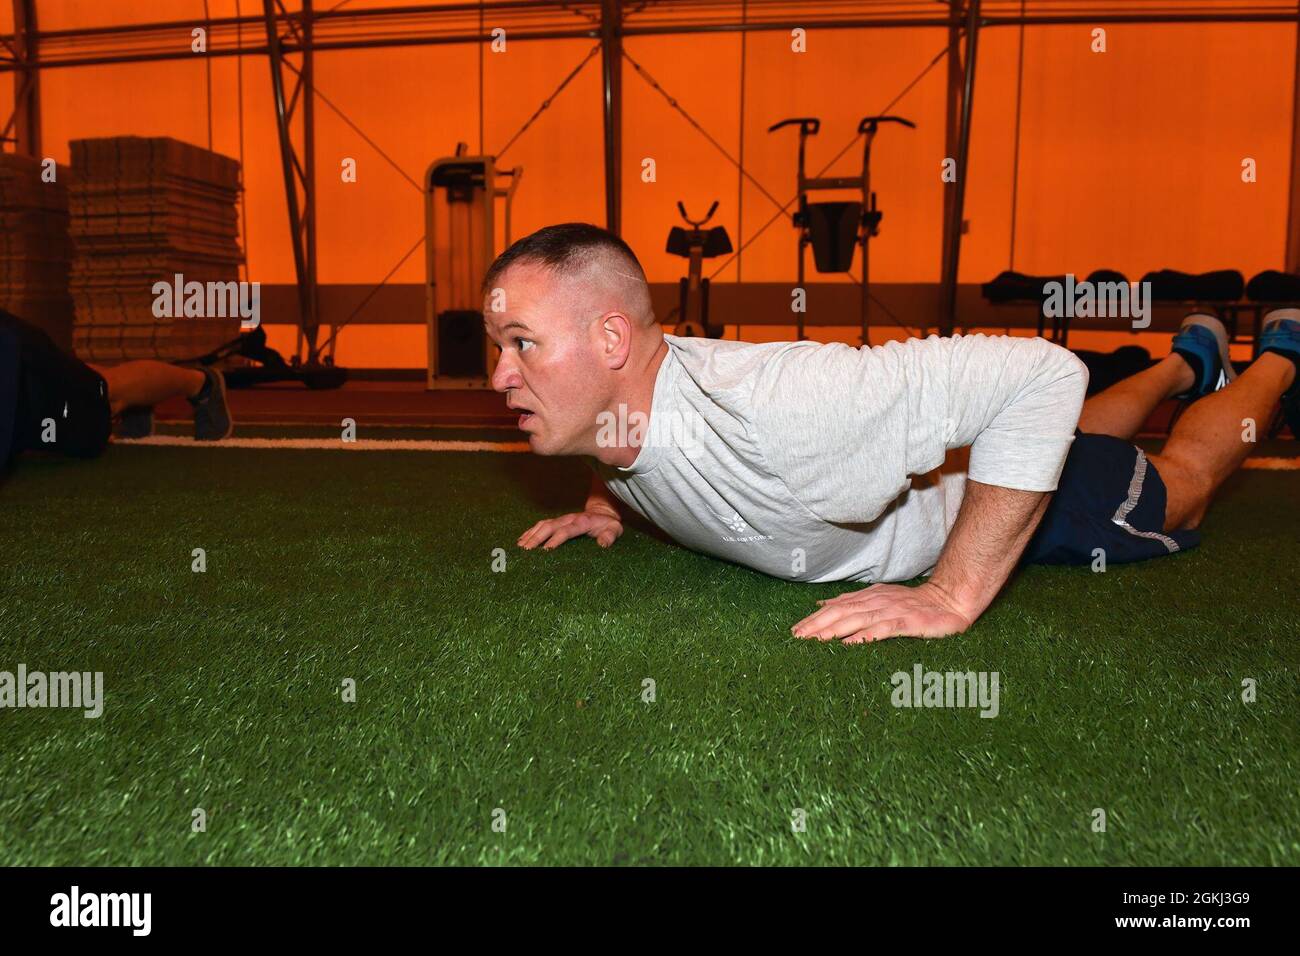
[1044,341,1090,418]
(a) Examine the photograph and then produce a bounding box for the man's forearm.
[927,480,1052,623]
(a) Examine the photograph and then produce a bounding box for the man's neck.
[597,336,669,468]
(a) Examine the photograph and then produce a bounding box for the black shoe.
[114,406,153,439]
[189,367,233,441]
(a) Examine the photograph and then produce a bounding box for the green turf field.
[1,442,1297,866]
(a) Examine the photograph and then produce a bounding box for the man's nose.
[490,352,519,393]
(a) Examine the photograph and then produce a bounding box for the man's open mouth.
[511,404,536,428]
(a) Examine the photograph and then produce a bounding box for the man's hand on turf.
[517,508,624,550]
[790,581,973,644]
[790,481,1053,645]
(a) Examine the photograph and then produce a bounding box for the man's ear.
[597,311,634,371]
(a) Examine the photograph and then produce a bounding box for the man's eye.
[516,338,535,353]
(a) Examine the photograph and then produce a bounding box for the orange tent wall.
[7,1,1296,366]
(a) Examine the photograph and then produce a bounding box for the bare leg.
[1077,353,1194,441]
[89,361,205,416]
[1148,352,1295,531]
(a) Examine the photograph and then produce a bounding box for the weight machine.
[424,143,522,389]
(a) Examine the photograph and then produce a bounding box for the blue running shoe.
[1171,313,1235,401]
[1259,309,1300,437]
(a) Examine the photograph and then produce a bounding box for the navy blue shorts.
[1021,431,1200,566]
[1,311,112,465]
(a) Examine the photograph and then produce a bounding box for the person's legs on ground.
[89,361,233,441]
[1077,313,1232,441]
[1076,352,1192,440]
[1149,351,1295,531]
[1024,312,1289,569]
[89,361,205,416]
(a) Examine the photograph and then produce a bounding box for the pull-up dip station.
[768,115,915,344]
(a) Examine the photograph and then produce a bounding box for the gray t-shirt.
[591,333,1090,583]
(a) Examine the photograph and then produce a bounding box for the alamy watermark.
[50,886,150,936]
[890,664,999,718]
[152,273,261,329]
[1043,274,1151,329]
[596,402,703,452]
[0,664,104,718]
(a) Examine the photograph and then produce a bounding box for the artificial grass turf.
[0,443,1296,866]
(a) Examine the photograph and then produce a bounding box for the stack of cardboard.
[69,136,244,361]
[0,155,75,350]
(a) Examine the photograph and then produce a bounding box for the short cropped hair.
[481,223,654,325]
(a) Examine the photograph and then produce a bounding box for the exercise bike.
[665,200,732,339]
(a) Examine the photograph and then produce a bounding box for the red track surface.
[156,384,516,428]
[156,382,1195,437]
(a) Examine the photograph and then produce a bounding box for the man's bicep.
[949,336,1089,492]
